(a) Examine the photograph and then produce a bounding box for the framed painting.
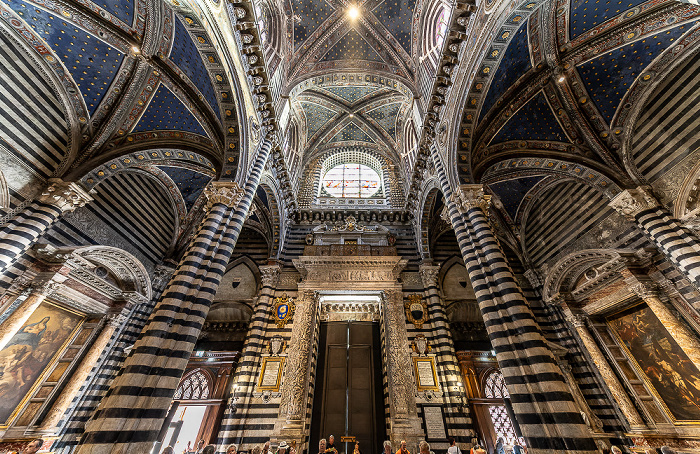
[0,301,84,427]
[608,304,700,423]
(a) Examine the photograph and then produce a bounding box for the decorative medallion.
[273,293,296,328]
[405,294,428,328]
[268,335,286,355]
[411,334,432,356]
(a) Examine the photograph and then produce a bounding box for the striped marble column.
[610,187,700,290]
[432,157,596,454]
[216,263,280,448]
[0,179,92,277]
[76,140,273,453]
[419,262,472,441]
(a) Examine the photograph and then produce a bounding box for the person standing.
[396,440,410,454]
[226,445,238,454]
[319,439,327,454]
[495,438,505,454]
[447,438,461,454]
[382,440,392,454]
[327,435,338,453]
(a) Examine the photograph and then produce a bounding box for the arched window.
[483,370,524,448]
[317,151,385,199]
[484,369,509,398]
[322,163,381,198]
[174,369,210,400]
[435,8,448,48]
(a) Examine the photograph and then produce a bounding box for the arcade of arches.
[0,0,699,451]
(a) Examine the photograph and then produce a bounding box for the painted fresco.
[0,302,83,425]
[609,304,700,422]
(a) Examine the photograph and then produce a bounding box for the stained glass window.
[435,9,448,48]
[322,163,381,198]
[174,369,210,400]
[484,370,525,448]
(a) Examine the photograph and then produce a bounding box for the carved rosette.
[38,179,93,213]
[450,184,491,215]
[204,181,245,210]
[609,187,658,219]
[259,264,281,287]
[280,290,318,422]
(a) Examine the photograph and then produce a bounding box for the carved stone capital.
[609,187,659,219]
[524,269,543,289]
[38,179,93,213]
[204,181,245,210]
[450,184,491,215]
[260,264,281,287]
[106,312,128,328]
[32,279,63,296]
[566,313,588,329]
[626,280,659,300]
[440,205,450,223]
[418,264,440,288]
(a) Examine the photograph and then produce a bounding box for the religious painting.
[608,304,700,422]
[0,302,83,426]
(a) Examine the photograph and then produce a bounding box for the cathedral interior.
[0,0,699,450]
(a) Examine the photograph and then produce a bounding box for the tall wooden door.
[311,321,385,454]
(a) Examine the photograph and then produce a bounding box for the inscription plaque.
[422,406,447,440]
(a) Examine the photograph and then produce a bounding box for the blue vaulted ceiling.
[489,175,546,219]
[569,0,648,39]
[133,83,207,136]
[293,0,335,50]
[577,23,696,124]
[480,20,531,123]
[330,122,374,142]
[365,102,401,140]
[170,15,220,117]
[10,0,124,116]
[158,166,212,211]
[321,29,384,63]
[322,85,381,104]
[301,102,336,137]
[490,91,566,144]
[370,0,416,52]
[97,0,134,25]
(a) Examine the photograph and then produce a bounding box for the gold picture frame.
[257,357,285,391]
[0,301,85,428]
[405,294,428,328]
[607,304,700,425]
[413,357,439,391]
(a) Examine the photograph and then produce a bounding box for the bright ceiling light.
[347,5,360,19]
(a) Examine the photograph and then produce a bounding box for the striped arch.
[482,156,623,199]
[0,13,81,180]
[62,169,180,269]
[622,42,700,187]
[520,178,618,268]
[417,177,443,259]
[258,174,284,258]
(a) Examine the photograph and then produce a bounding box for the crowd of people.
[157,435,683,454]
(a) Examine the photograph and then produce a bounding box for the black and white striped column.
[0,179,92,278]
[216,263,280,449]
[419,263,472,442]
[610,187,700,291]
[433,158,596,453]
[76,139,273,453]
